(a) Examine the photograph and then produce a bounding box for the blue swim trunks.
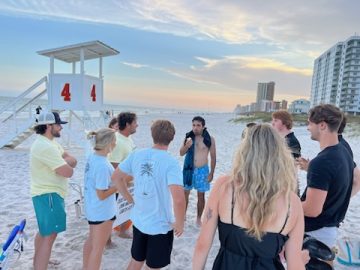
[184,165,210,192]
[32,193,66,236]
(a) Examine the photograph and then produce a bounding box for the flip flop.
[303,236,335,261]
[306,257,333,270]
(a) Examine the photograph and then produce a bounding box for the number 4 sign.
[60,83,97,102]
[49,74,103,110]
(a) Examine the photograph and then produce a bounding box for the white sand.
[0,112,359,269]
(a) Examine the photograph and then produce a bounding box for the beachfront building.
[288,99,310,114]
[256,81,275,109]
[310,36,360,115]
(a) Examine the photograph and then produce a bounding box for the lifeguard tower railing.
[0,40,119,149]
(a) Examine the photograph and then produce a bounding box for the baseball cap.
[36,111,68,125]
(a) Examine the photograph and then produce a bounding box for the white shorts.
[306,226,337,248]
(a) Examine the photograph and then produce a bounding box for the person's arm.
[285,195,306,270]
[62,152,77,168]
[351,166,360,197]
[111,167,134,204]
[169,185,186,237]
[96,186,118,200]
[193,177,223,269]
[301,187,327,217]
[55,164,74,178]
[180,137,192,156]
[296,157,309,171]
[208,137,216,182]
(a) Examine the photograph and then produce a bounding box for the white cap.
[36,111,67,125]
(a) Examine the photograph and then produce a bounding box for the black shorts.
[131,225,174,268]
[88,215,116,225]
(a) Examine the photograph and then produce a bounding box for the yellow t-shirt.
[30,135,68,198]
[108,132,136,163]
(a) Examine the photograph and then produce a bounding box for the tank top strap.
[279,200,291,234]
[231,181,235,225]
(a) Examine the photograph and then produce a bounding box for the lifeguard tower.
[0,41,119,148]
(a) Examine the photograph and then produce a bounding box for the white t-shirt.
[119,148,183,235]
[84,153,116,221]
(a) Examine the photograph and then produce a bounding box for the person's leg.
[128,226,147,270]
[145,230,173,269]
[86,220,114,270]
[193,165,210,226]
[127,258,145,270]
[33,232,57,270]
[197,191,205,226]
[184,190,191,214]
[82,226,93,270]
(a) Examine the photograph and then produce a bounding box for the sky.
[0,1,359,112]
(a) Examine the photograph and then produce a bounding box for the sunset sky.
[0,1,359,112]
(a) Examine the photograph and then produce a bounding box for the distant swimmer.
[180,116,216,226]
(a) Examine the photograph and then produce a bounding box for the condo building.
[310,36,360,114]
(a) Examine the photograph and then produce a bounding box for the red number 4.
[61,83,71,101]
[91,85,96,102]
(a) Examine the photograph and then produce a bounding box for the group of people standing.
[29,104,360,270]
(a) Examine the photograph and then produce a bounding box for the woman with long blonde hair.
[193,124,305,270]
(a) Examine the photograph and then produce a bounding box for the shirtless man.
[180,116,216,226]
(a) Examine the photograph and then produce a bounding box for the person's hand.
[172,220,184,237]
[125,194,134,204]
[296,157,309,171]
[301,249,310,265]
[208,172,214,183]
[185,137,193,149]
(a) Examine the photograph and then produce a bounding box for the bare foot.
[106,241,118,249]
[48,259,61,266]
[117,231,133,239]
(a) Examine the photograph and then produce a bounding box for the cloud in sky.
[0,1,358,111]
[0,0,359,48]
[122,62,148,69]
[165,56,312,96]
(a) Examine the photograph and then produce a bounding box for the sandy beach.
[1,112,359,269]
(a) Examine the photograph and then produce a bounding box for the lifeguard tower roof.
[37,40,119,63]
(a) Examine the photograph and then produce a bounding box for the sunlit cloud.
[0,0,358,49]
[163,56,312,98]
[122,62,148,68]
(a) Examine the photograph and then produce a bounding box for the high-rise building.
[310,36,360,115]
[256,81,275,104]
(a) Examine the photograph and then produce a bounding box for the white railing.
[0,76,48,148]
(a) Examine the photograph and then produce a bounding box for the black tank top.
[212,184,290,270]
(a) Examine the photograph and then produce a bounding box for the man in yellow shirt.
[30,111,77,270]
[108,112,137,238]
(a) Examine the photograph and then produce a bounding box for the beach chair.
[0,219,26,270]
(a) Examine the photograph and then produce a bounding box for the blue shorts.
[184,165,210,192]
[32,193,66,237]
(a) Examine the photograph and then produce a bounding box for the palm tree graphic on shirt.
[141,162,153,195]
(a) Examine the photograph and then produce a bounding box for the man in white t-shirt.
[30,111,77,269]
[112,120,185,269]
